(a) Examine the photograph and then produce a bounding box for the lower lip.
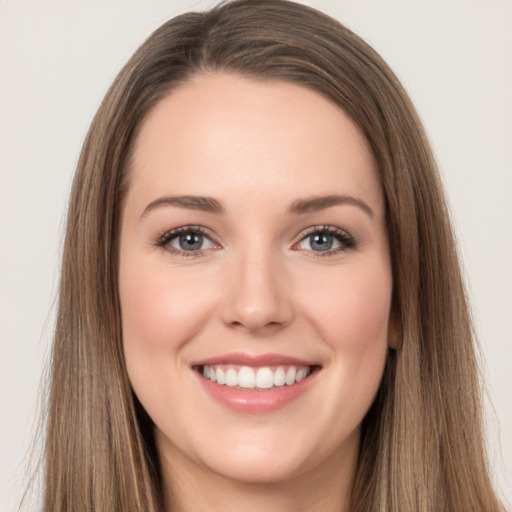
[195,369,319,414]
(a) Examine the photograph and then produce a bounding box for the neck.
[159,432,358,512]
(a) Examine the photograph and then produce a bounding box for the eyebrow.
[288,194,374,217]
[140,195,225,219]
[140,193,374,220]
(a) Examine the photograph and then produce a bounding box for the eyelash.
[294,225,356,258]
[154,224,356,258]
[154,225,215,258]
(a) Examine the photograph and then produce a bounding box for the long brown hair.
[43,1,503,510]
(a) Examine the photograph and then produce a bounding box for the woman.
[40,0,504,510]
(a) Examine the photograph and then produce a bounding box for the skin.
[119,73,394,512]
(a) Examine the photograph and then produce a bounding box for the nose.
[220,247,294,334]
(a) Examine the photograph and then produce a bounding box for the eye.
[170,232,214,251]
[156,226,218,256]
[299,232,338,252]
[295,226,355,255]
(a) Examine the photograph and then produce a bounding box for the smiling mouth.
[195,364,320,391]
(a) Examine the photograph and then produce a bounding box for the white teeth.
[274,366,286,386]
[238,366,256,388]
[225,368,238,386]
[295,368,308,382]
[201,364,312,389]
[285,366,296,385]
[216,368,226,385]
[255,367,274,389]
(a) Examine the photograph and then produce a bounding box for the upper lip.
[192,352,319,368]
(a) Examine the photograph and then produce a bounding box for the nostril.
[228,320,287,335]
[220,272,295,331]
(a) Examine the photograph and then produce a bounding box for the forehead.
[127,72,383,215]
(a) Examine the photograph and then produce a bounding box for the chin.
[203,449,313,485]
[185,420,359,486]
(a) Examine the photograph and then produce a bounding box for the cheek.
[334,273,392,347]
[118,253,221,422]
[118,253,221,382]
[301,263,392,437]
[298,260,392,345]
[328,263,391,344]
[299,261,392,392]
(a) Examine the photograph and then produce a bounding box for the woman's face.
[119,73,393,485]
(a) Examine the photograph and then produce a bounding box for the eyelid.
[154,225,221,257]
[154,224,355,258]
[292,225,356,256]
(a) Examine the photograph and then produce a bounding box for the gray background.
[1,1,510,510]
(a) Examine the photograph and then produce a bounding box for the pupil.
[311,233,333,251]
[179,233,202,251]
